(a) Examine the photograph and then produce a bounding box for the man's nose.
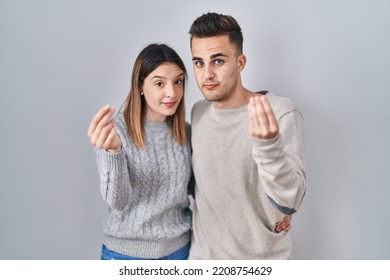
[204,65,215,80]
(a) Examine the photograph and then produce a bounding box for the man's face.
[191,35,243,103]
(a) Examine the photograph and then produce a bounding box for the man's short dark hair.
[189,12,243,54]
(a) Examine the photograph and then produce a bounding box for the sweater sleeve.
[95,146,132,211]
[251,109,307,215]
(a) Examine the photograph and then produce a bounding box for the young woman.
[87,44,192,260]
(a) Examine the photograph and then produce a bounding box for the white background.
[1,0,389,259]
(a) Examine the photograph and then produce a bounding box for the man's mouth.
[204,83,218,90]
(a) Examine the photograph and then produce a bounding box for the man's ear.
[238,54,247,71]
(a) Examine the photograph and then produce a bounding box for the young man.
[188,13,307,259]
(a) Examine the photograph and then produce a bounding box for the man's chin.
[203,94,225,103]
[201,91,218,101]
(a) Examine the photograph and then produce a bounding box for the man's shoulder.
[266,92,295,108]
[265,92,299,118]
[191,99,211,115]
[193,99,210,109]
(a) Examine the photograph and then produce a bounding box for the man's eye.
[194,61,203,67]
[214,59,224,65]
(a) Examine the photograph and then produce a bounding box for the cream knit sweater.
[189,93,307,259]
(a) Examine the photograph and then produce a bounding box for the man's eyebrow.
[210,53,228,59]
[192,53,228,61]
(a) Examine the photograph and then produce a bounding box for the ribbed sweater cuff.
[103,231,191,259]
[95,147,126,171]
[250,134,280,148]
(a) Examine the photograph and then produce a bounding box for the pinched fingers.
[87,105,113,138]
[94,119,116,148]
[261,95,278,134]
[87,105,121,151]
[248,95,279,140]
[98,121,121,153]
[105,125,122,153]
[248,96,262,133]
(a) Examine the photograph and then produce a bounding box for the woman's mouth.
[162,101,177,108]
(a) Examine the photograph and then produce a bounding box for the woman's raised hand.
[87,105,121,153]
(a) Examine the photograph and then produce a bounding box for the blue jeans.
[101,242,190,260]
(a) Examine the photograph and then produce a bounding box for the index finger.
[87,105,114,137]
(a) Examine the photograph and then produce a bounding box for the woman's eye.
[175,80,183,85]
[155,82,164,87]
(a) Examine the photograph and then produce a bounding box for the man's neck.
[212,88,253,110]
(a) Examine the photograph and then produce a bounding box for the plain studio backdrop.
[0,0,389,259]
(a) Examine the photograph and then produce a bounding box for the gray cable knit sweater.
[94,114,192,258]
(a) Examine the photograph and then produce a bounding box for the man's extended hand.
[248,95,279,140]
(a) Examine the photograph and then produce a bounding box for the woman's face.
[142,62,185,122]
